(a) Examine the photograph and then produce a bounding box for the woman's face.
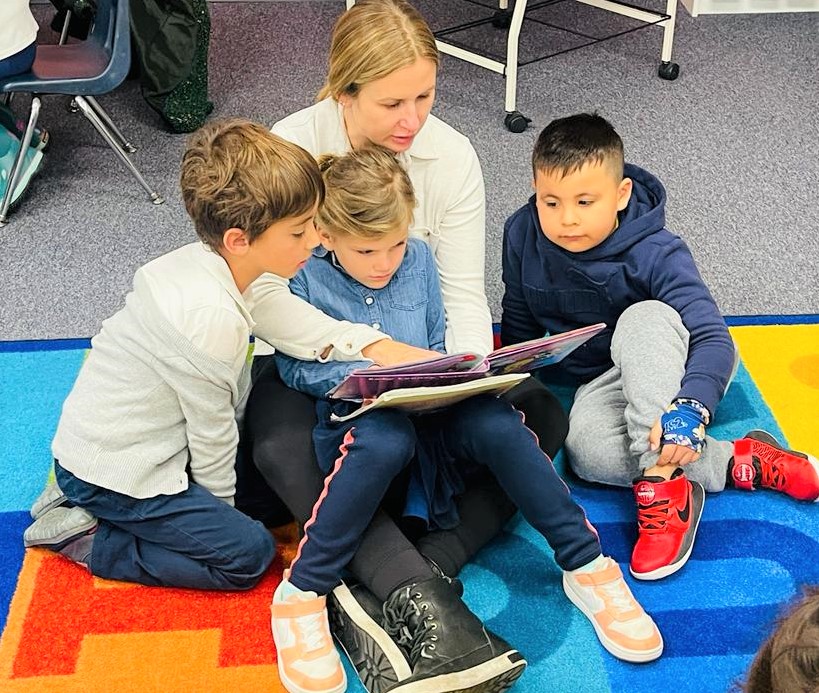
[341,58,437,153]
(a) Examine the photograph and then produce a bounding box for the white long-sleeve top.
[53,243,254,505]
[250,98,493,360]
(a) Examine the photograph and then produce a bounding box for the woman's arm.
[431,142,494,356]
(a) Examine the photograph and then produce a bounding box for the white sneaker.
[30,481,67,520]
[270,575,346,693]
[563,556,663,663]
[23,505,97,549]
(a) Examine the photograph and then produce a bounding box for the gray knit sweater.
[52,244,253,504]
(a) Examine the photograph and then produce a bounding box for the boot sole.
[387,651,527,693]
[630,480,705,581]
[329,582,411,693]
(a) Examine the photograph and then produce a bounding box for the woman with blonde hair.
[241,3,566,691]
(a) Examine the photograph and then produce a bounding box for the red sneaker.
[630,470,705,581]
[731,430,819,502]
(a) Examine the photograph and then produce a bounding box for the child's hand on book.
[361,338,442,367]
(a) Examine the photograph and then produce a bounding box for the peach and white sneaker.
[270,576,347,693]
[562,556,663,663]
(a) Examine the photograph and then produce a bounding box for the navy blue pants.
[55,461,275,590]
[0,42,35,79]
[288,395,601,595]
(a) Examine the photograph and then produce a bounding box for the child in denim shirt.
[270,146,662,693]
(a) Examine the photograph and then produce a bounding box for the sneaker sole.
[271,625,347,693]
[630,480,705,581]
[562,572,664,663]
[329,582,411,692]
[387,652,527,693]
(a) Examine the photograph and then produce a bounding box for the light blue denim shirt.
[276,238,446,399]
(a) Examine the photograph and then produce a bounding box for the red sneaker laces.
[636,501,670,534]
[759,455,788,492]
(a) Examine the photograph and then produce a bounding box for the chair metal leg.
[84,96,136,152]
[59,10,73,46]
[0,97,40,225]
[73,95,164,205]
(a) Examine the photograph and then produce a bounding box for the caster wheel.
[658,61,680,80]
[492,9,512,28]
[504,111,531,133]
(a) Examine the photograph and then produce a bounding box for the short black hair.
[532,113,624,180]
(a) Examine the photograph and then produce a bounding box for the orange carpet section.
[0,526,301,692]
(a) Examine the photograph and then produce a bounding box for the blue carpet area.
[2,347,816,693]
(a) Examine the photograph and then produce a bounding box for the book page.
[330,373,529,422]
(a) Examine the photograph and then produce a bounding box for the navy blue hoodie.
[500,163,735,415]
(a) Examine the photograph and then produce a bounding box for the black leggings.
[237,356,569,601]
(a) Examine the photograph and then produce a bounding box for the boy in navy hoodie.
[501,113,819,581]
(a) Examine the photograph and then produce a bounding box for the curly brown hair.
[180,119,323,249]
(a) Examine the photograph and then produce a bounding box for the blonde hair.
[180,118,324,249]
[318,0,439,101]
[316,146,415,239]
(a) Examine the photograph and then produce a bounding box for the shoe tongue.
[636,475,666,484]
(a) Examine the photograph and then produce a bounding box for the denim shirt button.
[372,322,381,330]
[365,296,374,305]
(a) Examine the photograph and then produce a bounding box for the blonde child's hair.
[180,118,324,249]
[317,0,439,102]
[316,146,415,239]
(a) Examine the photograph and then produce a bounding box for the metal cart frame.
[345,0,680,131]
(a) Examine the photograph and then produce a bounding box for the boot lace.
[383,588,439,664]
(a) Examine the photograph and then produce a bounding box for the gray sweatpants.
[565,301,734,493]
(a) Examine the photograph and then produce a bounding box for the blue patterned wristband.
[660,398,710,453]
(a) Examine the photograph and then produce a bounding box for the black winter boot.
[382,577,526,693]
[328,581,412,693]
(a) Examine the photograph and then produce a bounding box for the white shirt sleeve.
[433,145,494,356]
[184,305,250,378]
[249,273,389,361]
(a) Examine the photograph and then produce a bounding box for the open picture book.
[327,322,606,421]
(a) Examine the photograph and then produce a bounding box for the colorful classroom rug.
[1,320,817,693]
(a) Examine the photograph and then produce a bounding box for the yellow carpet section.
[730,324,818,452]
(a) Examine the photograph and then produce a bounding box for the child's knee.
[616,301,685,339]
[225,523,276,590]
[351,410,416,470]
[612,301,689,364]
